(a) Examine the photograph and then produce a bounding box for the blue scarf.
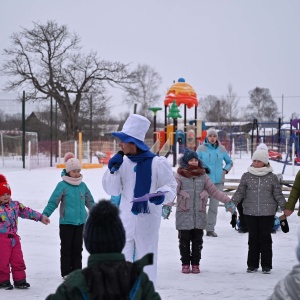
[127,151,156,215]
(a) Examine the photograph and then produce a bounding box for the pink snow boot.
[182,265,190,274]
[192,265,200,274]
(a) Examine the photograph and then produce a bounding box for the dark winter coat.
[174,172,231,230]
[46,253,161,300]
[285,170,300,216]
[232,172,286,216]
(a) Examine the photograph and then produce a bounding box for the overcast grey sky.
[1,0,299,122]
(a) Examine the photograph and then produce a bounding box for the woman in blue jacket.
[197,128,233,237]
[43,152,95,279]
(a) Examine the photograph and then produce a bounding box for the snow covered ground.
[0,153,299,299]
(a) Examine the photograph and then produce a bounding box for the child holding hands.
[232,149,289,274]
[0,174,50,290]
[43,153,94,279]
[174,150,235,274]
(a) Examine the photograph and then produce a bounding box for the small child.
[0,174,50,290]
[232,149,289,274]
[173,150,235,274]
[43,152,95,279]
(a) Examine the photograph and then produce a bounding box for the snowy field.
[0,153,299,300]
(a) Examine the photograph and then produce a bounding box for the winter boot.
[191,265,200,274]
[182,265,190,274]
[206,231,218,237]
[14,279,30,289]
[262,268,271,274]
[247,267,258,273]
[0,280,13,290]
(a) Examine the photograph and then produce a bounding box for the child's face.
[69,169,81,178]
[252,160,265,168]
[188,158,199,166]
[0,193,11,204]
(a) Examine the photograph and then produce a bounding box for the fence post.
[28,141,31,171]
[58,140,61,164]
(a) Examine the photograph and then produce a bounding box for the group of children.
[0,144,299,295]
[173,145,293,276]
[0,152,95,290]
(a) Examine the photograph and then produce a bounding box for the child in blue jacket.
[43,153,95,279]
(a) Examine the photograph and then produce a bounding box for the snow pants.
[179,229,204,266]
[0,234,26,283]
[59,224,84,277]
[245,215,274,269]
[206,183,224,232]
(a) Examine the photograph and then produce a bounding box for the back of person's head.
[84,199,125,254]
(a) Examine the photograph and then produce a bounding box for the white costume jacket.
[102,155,177,285]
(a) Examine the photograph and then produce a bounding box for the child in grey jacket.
[174,150,235,274]
[232,149,289,274]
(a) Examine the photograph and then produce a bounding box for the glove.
[108,151,124,174]
[279,215,289,233]
[149,195,165,205]
[225,201,236,215]
[230,212,237,228]
[162,205,172,219]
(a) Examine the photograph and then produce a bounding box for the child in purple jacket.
[0,174,50,290]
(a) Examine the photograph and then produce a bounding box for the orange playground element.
[164,79,198,109]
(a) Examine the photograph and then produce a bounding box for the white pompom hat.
[252,149,269,165]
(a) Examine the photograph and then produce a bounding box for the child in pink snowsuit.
[0,174,50,290]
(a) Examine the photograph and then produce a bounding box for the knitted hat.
[84,200,126,254]
[112,114,150,151]
[64,152,81,173]
[207,128,218,139]
[252,149,269,165]
[178,149,204,168]
[0,175,11,196]
[256,143,268,151]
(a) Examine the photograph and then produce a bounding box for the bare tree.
[244,87,279,122]
[0,20,134,139]
[223,83,240,123]
[198,95,229,124]
[123,64,162,118]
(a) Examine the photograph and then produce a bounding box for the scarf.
[177,165,206,178]
[61,169,83,186]
[127,151,156,215]
[247,164,273,176]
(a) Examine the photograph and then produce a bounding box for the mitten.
[162,205,172,219]
[225,201,236,215]
[149,195,165,205]
[108,151,124,173]
[230,212,237,228]
[279,215,289,233]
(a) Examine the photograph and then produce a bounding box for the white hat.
[112,114,150,151]
[256,143,268,151]
[252,149,269,165]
